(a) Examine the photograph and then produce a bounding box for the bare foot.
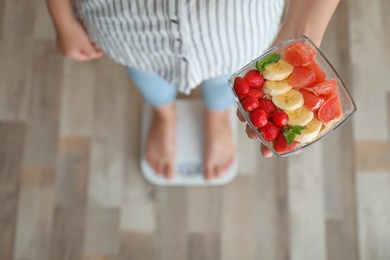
[145,103,176,179]
[204,108,236,180]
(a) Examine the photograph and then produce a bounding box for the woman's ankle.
[152,102,176,122]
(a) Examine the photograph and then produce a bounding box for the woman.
[45,0,340,180]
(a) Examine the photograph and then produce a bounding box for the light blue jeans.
[127,68,234,111]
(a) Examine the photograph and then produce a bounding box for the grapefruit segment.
[287,67,316,89]
[301,89,324,111]
[282,42,316,67]
[304,60,326,83]
[305,78,338,99]
[317,94,343,125]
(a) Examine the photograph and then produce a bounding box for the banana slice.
[263,59,294,81]
[263,80,292,96]
[272,89,304,111]
[285,106,314,126]
[294,118,323,143]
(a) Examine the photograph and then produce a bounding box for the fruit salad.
[230,36,356,157]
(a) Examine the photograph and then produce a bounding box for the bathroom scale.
[140,99,238,186]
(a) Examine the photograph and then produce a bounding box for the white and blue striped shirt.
[74,0,285,93]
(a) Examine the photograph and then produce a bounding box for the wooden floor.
[1,0,390,259]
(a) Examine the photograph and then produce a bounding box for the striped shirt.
[73,0,285,94]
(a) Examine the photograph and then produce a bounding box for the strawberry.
[247,89,264,99]
[274,132,297,153]
[258,98,277,117]
[241,96,260,112]
[249,109,268,128]
[244,69,265,88]
[233,77,250,99]
[272,110,289,127]
[260,121,281,141]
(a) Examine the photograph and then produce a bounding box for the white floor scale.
[140,99,239,186]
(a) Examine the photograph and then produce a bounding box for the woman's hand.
[236,0,340,158]
[45,0,103,62]
[236,109,274,158]
[55,19,103,62]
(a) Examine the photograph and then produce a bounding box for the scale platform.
[140,99,238,186]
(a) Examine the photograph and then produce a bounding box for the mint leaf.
[283,125,305,145]
[256,53,281,74]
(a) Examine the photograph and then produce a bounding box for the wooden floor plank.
[220,156,289,260]
[88,136,125,208]
[0,122,25,260]
[357,172,390,260]
[21,42,63,167]
[83,207,120,255]
[187,187,221,233]
[349,0,390,141]
[55,137,90,206]
[23,119,59,168]
[220,172,274,260]
[59,60,96,137]
[120,140,156,233]
[155,187,188,260]
[119,232,155,260]
[20,166,55,187]
[0,40,33,121]
[270,158,290,260]
[0,0,5,39]
[82,255,116,260]
[0,122,26,188]
[287,144,326,260]
[0,0,35,46]
[381,0,390,48]
[13,186,55,260]
[13,166,55,260]
[220,175,261,260]
[320,2,359,259]
[187,233,219,260]
[87,59,138,208]
[50,206,86,260]
[32,0,55,40]
[237,126,261,175]
[0,187,19,260]
[356,140,389,172]
[326,219,359,260]
[27,42,63,121]
[90,59,132,139]
[322,123,359,260]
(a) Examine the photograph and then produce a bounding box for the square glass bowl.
[228,35,357,157]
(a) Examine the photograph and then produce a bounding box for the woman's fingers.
[237,108,258,139]
[261,144,273,158]
[246,124,258,139]
[236,108,246,122]
[92,43,104,56]
[55,18,104,62]
[236,103,274,158]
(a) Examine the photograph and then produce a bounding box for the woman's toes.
[165,163,174,179]
[223,156,234,173]
[205,166,214,181]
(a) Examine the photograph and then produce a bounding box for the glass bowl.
[228,35,357,157]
